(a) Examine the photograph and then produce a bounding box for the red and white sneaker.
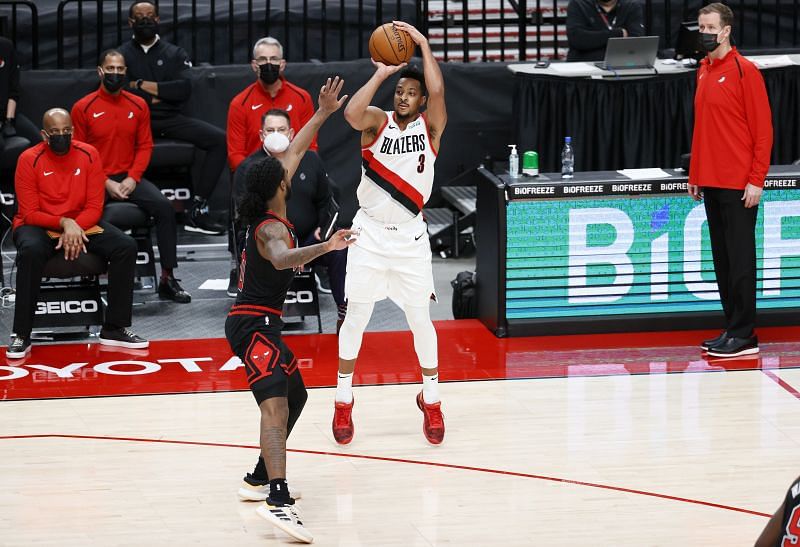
[332,398,354,444]
[416,392,445,445]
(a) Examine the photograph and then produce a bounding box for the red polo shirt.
[689,48,773,189]
[226,78,316,171]
[72,87,153,181]
[13,141,106,230]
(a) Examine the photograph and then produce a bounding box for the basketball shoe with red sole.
[332,398,354,444]
[416,392,445,444]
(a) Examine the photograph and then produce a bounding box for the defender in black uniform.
[224,76,351,544]
[755,475,800,547]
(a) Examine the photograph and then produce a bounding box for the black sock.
[268,478,293,505]
[252,456,268,481]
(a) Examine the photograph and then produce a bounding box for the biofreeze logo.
[35,300,99,315]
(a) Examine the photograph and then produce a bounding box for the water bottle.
[508,144,519,178]
[561,136,574,179]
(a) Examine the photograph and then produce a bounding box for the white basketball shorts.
[344,209,436,308]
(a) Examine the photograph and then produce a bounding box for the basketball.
[368,23,414,65]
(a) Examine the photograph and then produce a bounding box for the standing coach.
[688,3,773,358]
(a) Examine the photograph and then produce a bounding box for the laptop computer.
[594,36,659,73]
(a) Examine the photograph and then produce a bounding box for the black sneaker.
[99,327,149,349]
[185,198,226,235]
[227,268,239,298]
[700,331,728,351]
[707,335,759,358]
[158,276,192,303]
[6,335,31,359]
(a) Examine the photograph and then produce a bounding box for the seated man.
[6,108,147,359]
[226,36,316,173]
[566,0,645,62]
[72,48,190,303]
[232,109,347,331]
[119,1,227,235]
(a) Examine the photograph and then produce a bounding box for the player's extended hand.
[687,183,702,201]
[371,58,407,78]
[392,21,427,47]
[742,183,763,208]
[325,229,357,252]
[318,76,348,114]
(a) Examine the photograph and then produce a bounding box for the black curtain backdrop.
[514,65,800,173]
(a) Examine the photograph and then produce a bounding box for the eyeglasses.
[255,56,282,64]
[102,67,127,74]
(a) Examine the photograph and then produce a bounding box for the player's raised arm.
[343,60,405,135]
[393,21,447,146]
[282,76,347,181]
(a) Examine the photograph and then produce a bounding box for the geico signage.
[285,290,314,304]
[160,188,192,201]
[35,300,100,315]
[0,356,314,381]
[136,251,150,265]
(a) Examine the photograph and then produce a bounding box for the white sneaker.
[256,502,313,543]
[237,481,302,501]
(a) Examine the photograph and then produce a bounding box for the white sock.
[335,372,353,404]
[422,371,439,404]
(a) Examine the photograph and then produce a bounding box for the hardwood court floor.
[1,322,799,546]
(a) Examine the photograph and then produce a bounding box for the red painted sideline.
[0,433,771,519]
[762,370,800,400]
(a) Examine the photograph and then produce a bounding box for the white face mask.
[263,131,290,154]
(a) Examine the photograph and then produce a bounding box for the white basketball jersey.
[358,111,437,224]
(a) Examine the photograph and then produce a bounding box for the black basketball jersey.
[233,211,298,314]
[778,476,800,546]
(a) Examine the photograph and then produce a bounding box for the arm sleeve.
[155,47,192,103]
[566,2,624,51]
[624,2,646,37]
[742,65,773,187]
[14,155,63,230]
[8,47,20,102]
[129,105,153,181]
[71,103,87,142]
[74,150,106,228]
[226,101,247,171]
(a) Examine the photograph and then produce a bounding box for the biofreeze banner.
[506,190,800,319]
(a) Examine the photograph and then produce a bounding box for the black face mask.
[700,32,721,52]
[259,63,280,85]
[48,134,72,155]
[103,72,127,93]
[133,18,158,43]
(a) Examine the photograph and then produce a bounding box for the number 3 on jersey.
[784,505,800,547]
[417,153,425,173]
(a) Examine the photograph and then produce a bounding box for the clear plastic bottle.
[561,136,574,179]
[508,144,519,178]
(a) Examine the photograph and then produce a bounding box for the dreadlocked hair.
[237,156,286,226]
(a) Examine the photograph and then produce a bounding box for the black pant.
[105,175,178,270]
[151,114,227,199]
[703,187,759,338]
[12,221,137,337]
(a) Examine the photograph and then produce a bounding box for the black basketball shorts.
[225,312,299,405]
